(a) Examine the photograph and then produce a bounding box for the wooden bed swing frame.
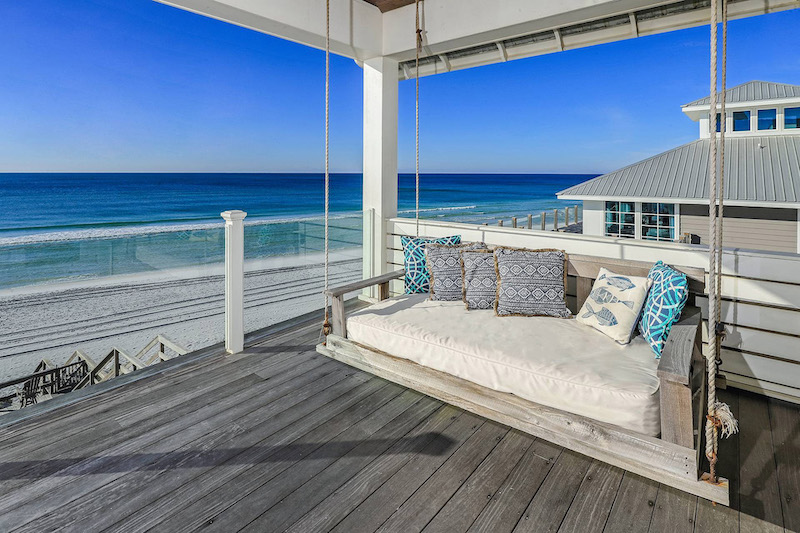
[316,254,729,505]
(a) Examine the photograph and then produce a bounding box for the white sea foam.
[0,205,477,246]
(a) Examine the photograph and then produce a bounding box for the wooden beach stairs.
[0,307,797,532]
[0,335,187,411]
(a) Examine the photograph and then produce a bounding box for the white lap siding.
[679,205,798,254]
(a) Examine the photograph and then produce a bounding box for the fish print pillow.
[639,261,690,357]
[576,268,652,344]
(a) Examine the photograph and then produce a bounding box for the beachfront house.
[4,2,800,531]
[558,80,800,253]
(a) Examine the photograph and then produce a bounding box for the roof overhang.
[682,96,800,121]
[155,0,800,78]
[557,194,800,210]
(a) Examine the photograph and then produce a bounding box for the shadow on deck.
[0,310,796,532]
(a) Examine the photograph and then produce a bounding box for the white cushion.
[576,268,652,344]
[347,294,660,436]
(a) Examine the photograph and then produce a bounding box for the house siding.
[680,205,798,253]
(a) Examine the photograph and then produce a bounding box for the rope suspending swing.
[415,0,422,236]
[321,0,332,338]
[704,0,738,485]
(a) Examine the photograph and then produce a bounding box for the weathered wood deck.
[0,313,797,532]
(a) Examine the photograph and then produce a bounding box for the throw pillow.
[427,242,487,301]
[401,235,461,294]
[576,267,652,344]
[494,248,571,318]
[461,249,497,309]
[639,261,690,357]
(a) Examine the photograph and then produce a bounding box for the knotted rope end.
[709,401,739,439]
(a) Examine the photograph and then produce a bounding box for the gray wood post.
[553,209,559,230]
[540,212,546,230]
[222,210,247,354]
[527,214,533,229]
[511,217,517,228]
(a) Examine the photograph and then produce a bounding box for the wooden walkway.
[0,315,797,532]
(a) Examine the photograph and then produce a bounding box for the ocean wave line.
[0,205,477,246]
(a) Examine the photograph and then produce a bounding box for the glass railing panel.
[0,224,225,413]
[242,213,363,336]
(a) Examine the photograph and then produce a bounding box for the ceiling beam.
[154,0,383,60]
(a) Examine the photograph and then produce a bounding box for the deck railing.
[488,204,581,231]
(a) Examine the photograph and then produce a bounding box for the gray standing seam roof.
[557,136,800,205]
[683,80,800,107]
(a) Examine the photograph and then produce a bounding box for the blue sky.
[1,1,798,174]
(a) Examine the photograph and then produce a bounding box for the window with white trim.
[641,203,676,241]
[604,201,635,238]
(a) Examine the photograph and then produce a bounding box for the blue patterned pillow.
[639,261,689,357]
[401,235,461,294]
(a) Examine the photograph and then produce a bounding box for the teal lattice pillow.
[401,235,461,294]
[638,261,689,357]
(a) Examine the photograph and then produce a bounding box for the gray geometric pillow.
[461,250,497,310]
[427,242,487,301]
[494,248,571,318]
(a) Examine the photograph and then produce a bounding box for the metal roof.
[683,81,800,108]
[557,135,800,206]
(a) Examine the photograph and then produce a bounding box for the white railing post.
[221,210,247,354]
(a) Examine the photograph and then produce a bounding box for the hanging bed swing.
[317,0,736,505]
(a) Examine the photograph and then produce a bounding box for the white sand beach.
[0,250,362,387]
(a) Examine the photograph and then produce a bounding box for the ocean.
[0,173,593,289]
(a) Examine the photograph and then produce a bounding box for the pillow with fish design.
[576,268,652,344]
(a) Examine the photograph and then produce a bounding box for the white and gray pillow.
[494,248,571,318]
[461,250,497,310]
[427,242,487,301]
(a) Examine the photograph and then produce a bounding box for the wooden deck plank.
[41,370,384,533]
[738,391,784,529]
[557,461,624,533]
[273,406,472,533]
[601,473,660,533]
[647,485,697,533]
[768,397,800,532]
[0,321,319,438]
[511,450,593,533]
[330,411,489,533]
[259,409,484,533]
[0,327,320,457]
[0,363,365,531]
[422,430,535,533]
[0,354,329,488]
[374,422,510,533]
[152,389,433,533]
[467,439,562,533]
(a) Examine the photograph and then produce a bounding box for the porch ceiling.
[155,0,800,77]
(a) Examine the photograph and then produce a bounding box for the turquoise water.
[0,173,593,288]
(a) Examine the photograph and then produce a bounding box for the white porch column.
[362,57,399,292]
[221,210,247,354]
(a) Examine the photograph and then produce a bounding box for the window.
[758,109,777,130]
[786,107,800,129]
[605,201,635,239]
[714,113,723,132]
[732,111,750,131]
[641,203,676,241]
